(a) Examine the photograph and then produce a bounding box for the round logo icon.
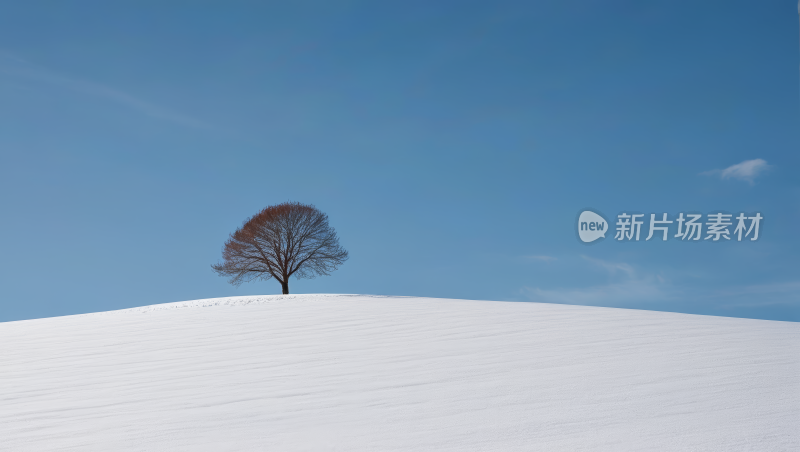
[578,210,608,243]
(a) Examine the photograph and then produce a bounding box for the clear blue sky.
[0,1,798,322]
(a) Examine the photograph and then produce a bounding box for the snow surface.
[2,294,798,451]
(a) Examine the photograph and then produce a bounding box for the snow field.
[1,294,798,451]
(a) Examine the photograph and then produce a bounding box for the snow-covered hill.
[2,295,798,451]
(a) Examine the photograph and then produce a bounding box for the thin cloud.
[581,255,635,279]
[710,281,800,308]
[522,256,669,306]
[525,279,800,310]
[522,279,672,306]
[524,255,557,262]
[701,159,770,185]
[522,254,799,311]
[0,51,208,129]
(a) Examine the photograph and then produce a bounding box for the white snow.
[1,294,798,451]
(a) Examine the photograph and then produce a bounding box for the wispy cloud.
[521,254,800,313]
[0,51,208,129]
[581,255,635,278]
[522,279,671,306]
[701,159,770,185]
[522,256,671,306]
[524,255,557,262]
[709,281,800,308]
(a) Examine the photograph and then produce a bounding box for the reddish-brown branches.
[212,202,348,294]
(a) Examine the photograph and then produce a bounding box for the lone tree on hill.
[212,202,348,294]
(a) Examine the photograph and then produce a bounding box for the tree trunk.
[281,280,289,295]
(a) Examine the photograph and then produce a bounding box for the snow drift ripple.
[92,294,395,315]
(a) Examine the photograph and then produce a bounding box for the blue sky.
[0,1,798,322]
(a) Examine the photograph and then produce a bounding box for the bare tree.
[212,202,348,294]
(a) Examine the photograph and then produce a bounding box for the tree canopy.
[212,202,348,294]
